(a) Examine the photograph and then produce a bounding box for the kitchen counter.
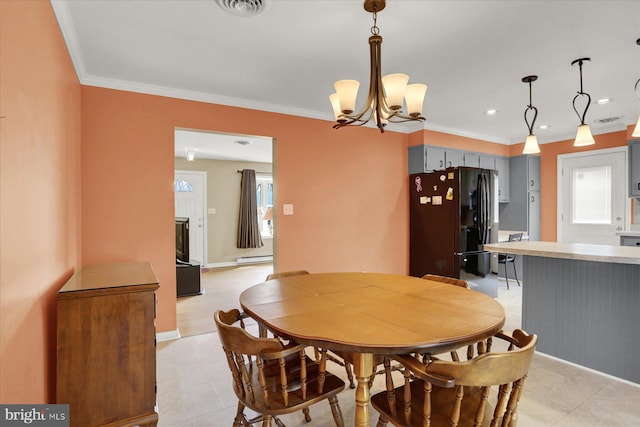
[616,231,640,236]
[484,241,640,265]
[484,240,640,384]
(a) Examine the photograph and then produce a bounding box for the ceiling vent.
[595,116,621,124]
[216,0,267,17]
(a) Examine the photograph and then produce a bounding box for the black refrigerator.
[409,167,499,294]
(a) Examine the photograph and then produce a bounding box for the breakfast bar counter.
[484,241,640,384]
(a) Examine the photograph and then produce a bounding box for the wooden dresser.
[56,262,159,427]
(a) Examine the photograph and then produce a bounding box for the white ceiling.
[51,0,640,163]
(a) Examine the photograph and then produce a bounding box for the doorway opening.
[174,128,275,268]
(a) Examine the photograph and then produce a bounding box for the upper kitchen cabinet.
[528,155,541,190]
[495,156,510,203]
[479,154,496,170]
[408,145,503,176]
[463,152,479,167]
[629,139,640,197]
[444,149,465,168]
[499,155,541,240]
[409,145,465,172]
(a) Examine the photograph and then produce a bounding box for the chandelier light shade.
[633,38,640,138]
[330,0,427,133]
[521,75,541,154]
[185,149,195,161]
[571,58,595,147]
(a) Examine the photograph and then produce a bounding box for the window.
[256,174,273,236]
[174,179,193,192]
[571,165,612,224]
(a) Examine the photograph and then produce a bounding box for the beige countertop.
[484,241,640,265]
[616,231,640,237]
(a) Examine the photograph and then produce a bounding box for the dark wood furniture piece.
[56,262,159,427]
[214,308,346,427]
[176,260,202,297]
[240,272,505,427]
[371,329,537,427]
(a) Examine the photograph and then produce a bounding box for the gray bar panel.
[522,256,640,383]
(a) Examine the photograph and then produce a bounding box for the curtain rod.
[237,170,272,175]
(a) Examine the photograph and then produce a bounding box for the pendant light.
[522,75,541,154]
[632,38,640,138]
[571,58,595,147]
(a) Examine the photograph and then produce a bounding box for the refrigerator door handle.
[455,251,486,256]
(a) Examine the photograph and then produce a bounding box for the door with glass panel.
[559,148,627,245]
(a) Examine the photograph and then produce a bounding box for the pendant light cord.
[523,76,538,136]
[572,58,591,126]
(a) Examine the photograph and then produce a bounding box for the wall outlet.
[283,204,294,216]
[208,208,216,214]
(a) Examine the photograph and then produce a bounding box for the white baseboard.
[236,255,273,265]
[535,351,640,388]
[206,257,273,269]
[156,330,181,342]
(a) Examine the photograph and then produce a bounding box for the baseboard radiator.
[236,255,273,265]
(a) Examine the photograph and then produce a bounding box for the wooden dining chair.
[214,309,346,427]
[499,232,523,289]
[371,329,537,427]
[421,273,475,361]
[421,273,470,289]
[265,270,358,389]
[266,270,310,280]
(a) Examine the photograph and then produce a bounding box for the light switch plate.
[283,204,294,215]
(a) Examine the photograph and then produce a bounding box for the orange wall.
[511,129,630,241]
[80,87,411,333]
[0,1,82,403]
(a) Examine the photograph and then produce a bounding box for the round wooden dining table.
[239,272,505,427]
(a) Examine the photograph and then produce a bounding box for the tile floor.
[157,266,640,426]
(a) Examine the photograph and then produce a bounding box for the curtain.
[237,169,264,248]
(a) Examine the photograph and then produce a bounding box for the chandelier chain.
[371,11,379,35]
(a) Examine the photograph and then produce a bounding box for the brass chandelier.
[329,0,427,133]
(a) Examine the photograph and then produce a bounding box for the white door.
[558,148,627,245]
[174,171,207,264]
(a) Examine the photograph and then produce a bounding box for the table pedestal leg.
[353,353,373,427]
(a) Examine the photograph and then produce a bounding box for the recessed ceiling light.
[596,98,613,105]
[484,109,498,116]
[538,124,549,130]
[235,140,252,146]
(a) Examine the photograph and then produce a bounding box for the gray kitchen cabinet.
[498,155,541,240]
[528,155,541,190]
[425,146,447,171]
[629,139,640,197]
[408,144,427,174]
[479,154,496,170]
[495,156,510,203]
[444,149,465,168]
[464,152,479,167]
[528,190,540,241]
